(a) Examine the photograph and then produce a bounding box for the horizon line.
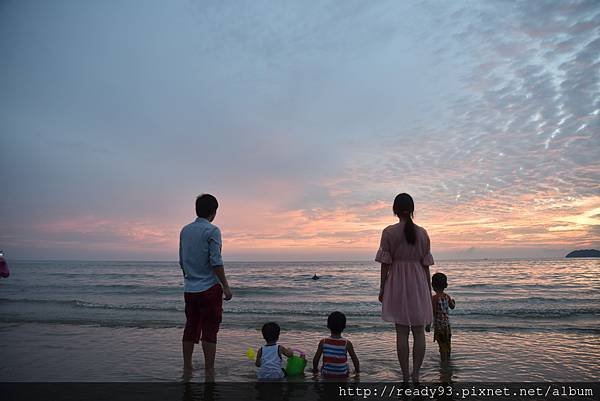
[5,256,583,264]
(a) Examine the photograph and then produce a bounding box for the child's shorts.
[434,326,452,354]
[182,284,223,344]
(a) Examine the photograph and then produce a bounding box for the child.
[255,322,294,380]
[312,311,360,379]
[429,273,455,362]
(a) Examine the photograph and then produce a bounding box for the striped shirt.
[321,337,349,378]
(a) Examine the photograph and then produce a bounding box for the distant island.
[565,249,600,258]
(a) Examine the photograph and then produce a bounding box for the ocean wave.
[0,298,182,312]
[1,315,598,335]
[2,297,598,319]
[222,306,600,319]
[452,308,600,318]
[12,284,182,293]
[0,316,178,329]
[456,283,583,290]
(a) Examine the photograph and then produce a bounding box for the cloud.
[1,0,598,259]
[316,0,600,251]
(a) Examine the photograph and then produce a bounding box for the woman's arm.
[423,265,432,293]
[379,263,390,302]
[420,228,434,293]
[376,228,392,303]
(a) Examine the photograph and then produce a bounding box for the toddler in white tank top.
[255,322,294,380]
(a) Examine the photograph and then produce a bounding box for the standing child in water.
[255,322,294,380]
[312,311,360,379]
[429,273,455,362]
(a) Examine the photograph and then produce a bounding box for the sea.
[0,258,598,382]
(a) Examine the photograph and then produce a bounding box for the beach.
[1,259,598,382]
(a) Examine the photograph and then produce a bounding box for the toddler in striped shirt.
[312,311,360,379]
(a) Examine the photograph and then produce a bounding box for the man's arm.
[209,227,232,300]
[213,266,232,300]
[178,234,187,278]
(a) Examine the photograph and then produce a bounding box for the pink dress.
[375,221,434,326]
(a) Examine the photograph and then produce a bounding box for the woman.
[376,193,433,384]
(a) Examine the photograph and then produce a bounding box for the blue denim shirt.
[179,217,223,293]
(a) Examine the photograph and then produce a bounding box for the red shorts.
[182,284,223,344]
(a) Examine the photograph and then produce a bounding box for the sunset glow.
[1,0,598,260]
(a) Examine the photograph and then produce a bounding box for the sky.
[1,0,599,261]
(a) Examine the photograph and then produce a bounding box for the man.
[179,194,232,379]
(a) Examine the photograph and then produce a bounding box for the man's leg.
[202,340,216,380]
[182,292,200,371]
[201,284,223,381]
[183,341,195,370]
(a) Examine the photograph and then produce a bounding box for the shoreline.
[1,322,598,382]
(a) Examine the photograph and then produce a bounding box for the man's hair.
[195,194,218,218]
[432,272,448,291]
[327,311,346,334]
[261,322,280,343]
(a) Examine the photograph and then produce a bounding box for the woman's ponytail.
[393,193,416,245]
[404,213,416,245]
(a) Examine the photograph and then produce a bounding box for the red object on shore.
[0,254,9,278]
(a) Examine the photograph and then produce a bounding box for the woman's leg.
[395,324,410,382]
[411,325,426,383]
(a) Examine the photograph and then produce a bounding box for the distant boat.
[565,249,600,258]
[0,251,9,278]
[312,274,320,280]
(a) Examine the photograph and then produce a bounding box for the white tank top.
[257,344,284,379]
